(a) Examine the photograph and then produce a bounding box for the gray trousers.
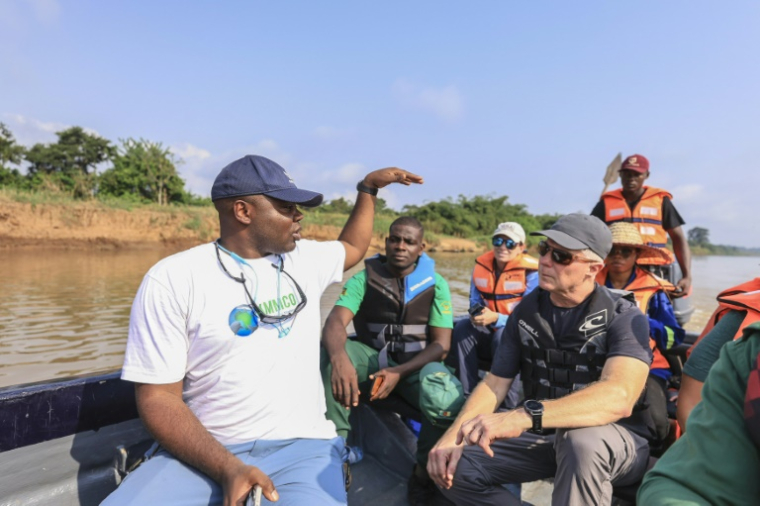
[441,424,650,506]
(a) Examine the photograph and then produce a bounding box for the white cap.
[492,222,526,243]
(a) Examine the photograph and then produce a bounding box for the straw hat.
[607,222,672,263]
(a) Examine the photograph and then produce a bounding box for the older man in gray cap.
[428,213,655,506]
[103,155,421,506]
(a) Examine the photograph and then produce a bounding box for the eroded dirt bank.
[0,201,479,252]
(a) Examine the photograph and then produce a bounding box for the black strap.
[523,363,599,386]
[521,344,606,368]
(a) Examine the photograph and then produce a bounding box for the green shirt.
[638,321,760,505]
[336,269,454,329]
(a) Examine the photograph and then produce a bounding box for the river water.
[0,248,757,388]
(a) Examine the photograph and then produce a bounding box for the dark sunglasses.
[608,247,636,259]
[538,240,598,266]
[215,242,308,324]
[492,237,518,250]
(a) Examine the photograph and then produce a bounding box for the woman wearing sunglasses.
[447,222,539,405]
[596,222,685,448]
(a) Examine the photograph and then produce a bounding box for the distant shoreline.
[0,195,755,256]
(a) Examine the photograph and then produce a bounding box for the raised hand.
[362,168,423,189]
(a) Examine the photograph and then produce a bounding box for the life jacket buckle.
[386,324,404,337]
[386,340,403,353]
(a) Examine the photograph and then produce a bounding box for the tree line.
[687,226,760,256]
[311,195,562,245]
[0,123,207,205]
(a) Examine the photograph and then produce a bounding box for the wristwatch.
[356,180,379,196]
[523,399,544,434]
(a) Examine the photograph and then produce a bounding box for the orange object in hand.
[371,376,385,397]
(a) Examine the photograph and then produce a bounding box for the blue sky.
[1,1,758,247]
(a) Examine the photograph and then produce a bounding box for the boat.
[0,329,699,506]
[0,368,419,506]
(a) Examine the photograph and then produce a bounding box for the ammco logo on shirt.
[226,293,299,336]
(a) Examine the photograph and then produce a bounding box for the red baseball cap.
[621,154,649,173]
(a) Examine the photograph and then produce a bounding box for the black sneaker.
[407,464,435,506]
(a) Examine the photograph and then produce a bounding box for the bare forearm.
[676,374,703,433]
[338,192,376,270]
[444,375,509,438]
[322,317,351,359]
[541,381,635,429]
[137,389,238,485]
[670,229,692,279]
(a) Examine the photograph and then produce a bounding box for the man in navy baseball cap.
[105,153,423,506]
[212,155,323,207]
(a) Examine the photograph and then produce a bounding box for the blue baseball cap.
[211,155,323,207]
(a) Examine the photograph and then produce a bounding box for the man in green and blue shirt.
[321,216,464,505]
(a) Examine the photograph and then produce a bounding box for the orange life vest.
[472,251,538,315]
[601,187,675,266]
[596,266,676,371]
[688,278,760,356]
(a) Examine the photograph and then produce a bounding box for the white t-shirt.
[122,239,346,445]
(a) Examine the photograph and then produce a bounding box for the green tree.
[100,138,187,205]
[402,194,546,242]
[688,226,710,246]
[25,126,115,197]
[0,123,26,188]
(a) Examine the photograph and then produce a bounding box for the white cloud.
[392,79,464,123]
[321,163,364,184]
[169,139,321,198]
[2,113,101,147]
[170,142,211,162]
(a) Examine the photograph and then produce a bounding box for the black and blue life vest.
[353,253,436,366]
[515,284,657,442]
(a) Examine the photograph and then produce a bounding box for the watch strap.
[531,413,543,434]
[356,180,379,196]
[524,401,544,434]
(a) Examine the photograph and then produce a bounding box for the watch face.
[524,400,543,413]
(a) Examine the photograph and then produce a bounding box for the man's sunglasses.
[215,242,307,324]
[538,240,598,266]
[492,237,518,250]
[607,247,636,259]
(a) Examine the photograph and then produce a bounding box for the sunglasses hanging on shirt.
[215,240,307,337]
